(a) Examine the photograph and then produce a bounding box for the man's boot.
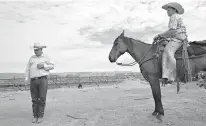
[37,99,46,123]
[32,117,38,123]
[32,102,38,123]
[37,117,43,123]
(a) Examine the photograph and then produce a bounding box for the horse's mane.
[124,36,151,45]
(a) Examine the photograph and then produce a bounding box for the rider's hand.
[153,34,161,40]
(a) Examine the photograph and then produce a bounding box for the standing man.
[25,43,54,123]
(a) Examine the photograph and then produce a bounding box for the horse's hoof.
[152,111,158,116]
[156,114,164,122]
[199,84,203,87]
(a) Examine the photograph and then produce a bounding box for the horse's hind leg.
[148,75,164,121]
[176,77,180,94]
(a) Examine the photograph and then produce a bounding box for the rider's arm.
[159,29,176,38]
[159,14,178,38]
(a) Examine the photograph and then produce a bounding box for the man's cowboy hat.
[162,2,184,14]
[33,42,47,49]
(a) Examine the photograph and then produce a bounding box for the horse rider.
[153,2,188,85]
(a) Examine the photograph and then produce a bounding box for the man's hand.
[25,78,30,85]
[37,63,44,69]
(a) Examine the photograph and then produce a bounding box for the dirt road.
[0,80,206,126]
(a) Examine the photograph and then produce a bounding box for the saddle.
[155,38,206,59]
[154,37,206,80]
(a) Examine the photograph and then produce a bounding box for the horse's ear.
[120,30,124,37]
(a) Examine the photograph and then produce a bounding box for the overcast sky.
[0,0,206,73]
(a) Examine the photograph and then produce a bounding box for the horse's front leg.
[148,75,164,121]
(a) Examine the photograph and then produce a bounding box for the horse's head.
[109,30,128,62]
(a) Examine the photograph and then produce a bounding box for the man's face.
[34,48,43,56]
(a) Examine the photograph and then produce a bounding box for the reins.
[116,37,162,67]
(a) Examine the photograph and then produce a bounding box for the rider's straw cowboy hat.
[32,42,47,49]
[162,2,184,14]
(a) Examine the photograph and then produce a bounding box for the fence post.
[13,77,17,91]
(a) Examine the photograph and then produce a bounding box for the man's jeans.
[30,76,48,118]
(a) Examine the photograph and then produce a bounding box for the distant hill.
[0,71,141,79]
[0,73,25,79]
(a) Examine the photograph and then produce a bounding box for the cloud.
[53,41,104,51]
[0,0,206,73]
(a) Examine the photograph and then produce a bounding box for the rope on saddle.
[182,39,192,85]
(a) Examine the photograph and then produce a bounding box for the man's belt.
[31,76,47,80]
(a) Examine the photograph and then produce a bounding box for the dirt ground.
[0,80,206,126]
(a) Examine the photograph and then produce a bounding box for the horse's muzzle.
[109,56,115,63]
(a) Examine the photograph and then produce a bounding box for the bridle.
[116,46,154,66]
[116,37,162,67]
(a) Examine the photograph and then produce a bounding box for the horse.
[108,30,206,121]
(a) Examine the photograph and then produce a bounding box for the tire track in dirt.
[65,112,88,126]
[84,108,104,126]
